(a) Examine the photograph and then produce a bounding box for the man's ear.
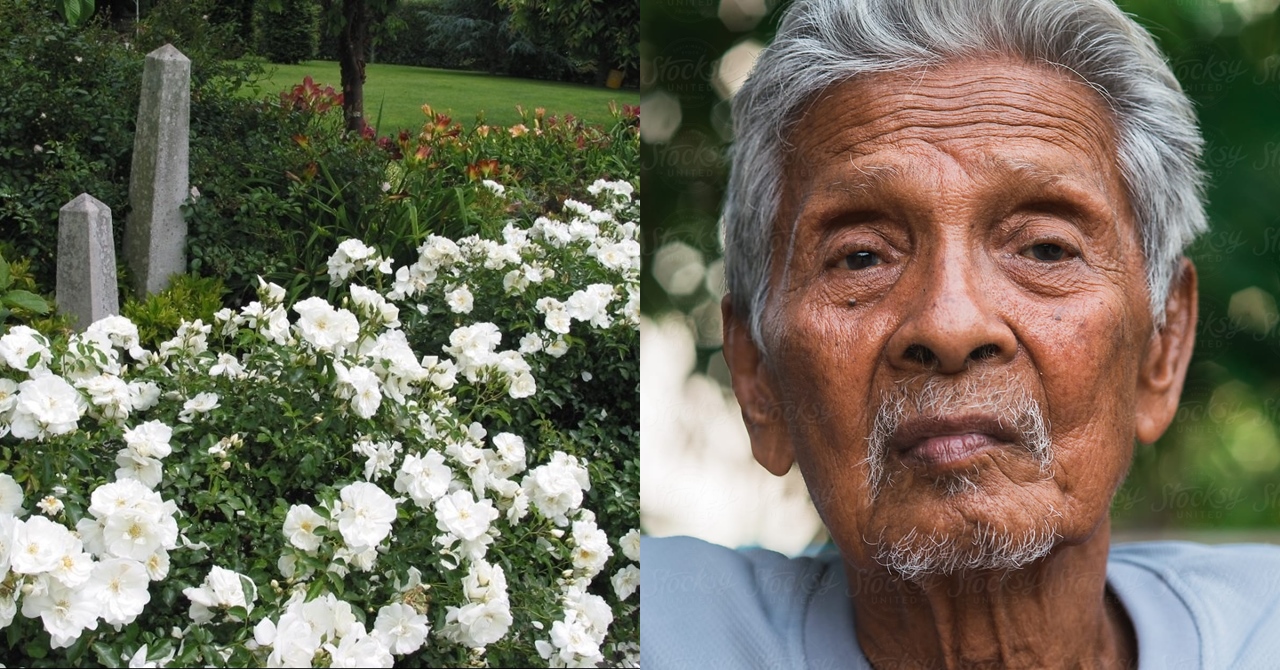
[1135,258,1198,444]
[722,295,795,476]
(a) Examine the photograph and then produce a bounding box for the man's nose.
[886,249,1017,375]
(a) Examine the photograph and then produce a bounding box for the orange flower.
[509,124,528,138]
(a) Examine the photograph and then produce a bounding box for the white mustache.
[862,373,1053,499]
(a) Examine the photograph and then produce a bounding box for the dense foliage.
[367,0,575,80]
[253,0,321,64]
[0,180,639,666]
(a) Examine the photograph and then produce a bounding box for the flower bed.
[0,181,639,667]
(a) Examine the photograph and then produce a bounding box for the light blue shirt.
[641,536,1280,669]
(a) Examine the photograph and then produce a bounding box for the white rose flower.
[544,308,571,335]
[86,558,151,625]
[114,450,163,489]
[612,564,640,601]
[547,613,602,665]
[328,239,377,285]
[620,528,641,562]
[372,602,431,655]
[394,450,454,507]
[566,284,616,328]
[127,381,161,411]
[445,598,513,648]
[268,610,324,667]
[183,565,253,624]
[545,337,570,358]
[11,513,78,575]
[20,576,100,648]
[462,560,509,604]
[123,420,174,459]
[294,297,360,353]
[0,473,23,515]
[209,352,245,379]
[337,482,398,550]
[0,325,51,371]
[37,495,63,516]
[353,438,401,482]
[518,332,544,354]
[445,284,474,314]
[522,452,591,526]
[86,315,141,351]
[571,518,612,577]
[434,490,498,542]
[326,630,394,668]
[492,433,525,468]
[502,268,528,294]
[337,364,383,419]
[283,504,328,552]
[0,376,18,415]
[178,392,220,423]
[144,548,171,581]
[508,372,536,399]
[103,508,173,561]
[10,374,86,440]
[562,198,592,216]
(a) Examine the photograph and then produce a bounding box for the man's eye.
[1024,243,1067,262]
[841,251,881,270]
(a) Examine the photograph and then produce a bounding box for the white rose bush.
[0,180,639,667]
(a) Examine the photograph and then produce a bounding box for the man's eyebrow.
[975,155,1120,228]
[822,160,904,197]
[976,155,1108,195]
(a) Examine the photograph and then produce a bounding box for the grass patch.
[242,60,636,132]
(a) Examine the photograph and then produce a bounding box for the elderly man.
[642,0,1280,667]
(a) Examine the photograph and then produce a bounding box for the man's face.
[727,58,1183,576]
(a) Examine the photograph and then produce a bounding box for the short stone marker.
[57,194,120,331]
[124,43,190,297]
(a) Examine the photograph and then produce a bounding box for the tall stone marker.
[57,194,120,331]
[125,43,190,297]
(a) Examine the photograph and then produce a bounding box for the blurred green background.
[641,0,1280,534]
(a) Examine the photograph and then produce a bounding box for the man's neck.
[848,525,1136,669]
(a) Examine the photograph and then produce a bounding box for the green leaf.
[4,289,49,313]
[25,636,49,658]
[0,254,9,290]
[305,578,328,601]
[92,640,120,667]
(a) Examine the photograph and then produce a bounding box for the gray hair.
[723,0,1207,346]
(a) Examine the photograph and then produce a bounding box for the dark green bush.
[332,0,582,82]
[252,0,319,64]
[0,1,141,288]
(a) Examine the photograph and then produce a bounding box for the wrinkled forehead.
[780,57,1125,205]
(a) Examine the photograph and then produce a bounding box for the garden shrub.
[332,0,579,82]
[185,81,639,309]
[252,0,320,64]
[0,180,639,667]
[0,253,51,329]
[0,1,141,288]
[121,274,227,350]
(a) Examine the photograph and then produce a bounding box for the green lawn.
[242,60,636,132]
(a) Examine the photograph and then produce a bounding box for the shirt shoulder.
[1110,541,1280,669]
[640,535,839,670]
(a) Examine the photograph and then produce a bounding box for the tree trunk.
[337,0,371,134]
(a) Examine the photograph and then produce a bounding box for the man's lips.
[891,415,1021,470]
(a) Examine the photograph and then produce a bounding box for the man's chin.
[871,518,1062,582]
[861,477,1065,581]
